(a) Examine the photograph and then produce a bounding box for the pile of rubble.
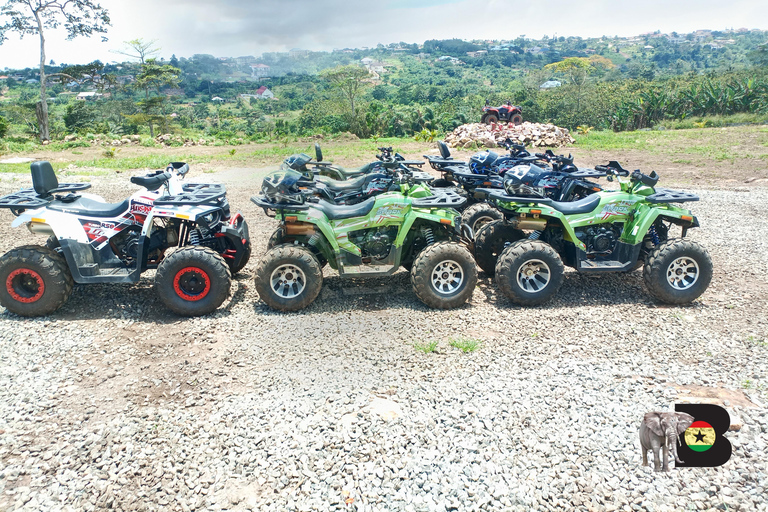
[445,122,576,149]
[61,134,245,147]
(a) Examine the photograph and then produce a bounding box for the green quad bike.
[475,162,713,305]
[251,169,477,311]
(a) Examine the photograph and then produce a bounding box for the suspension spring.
[189,228,201,245]
[308,232,321,247]
[649,225,659,245]
[528,230,542,240]
[424,227,435,245]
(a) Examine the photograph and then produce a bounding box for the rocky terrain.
[0,166,766,512]
[445,123,576,149]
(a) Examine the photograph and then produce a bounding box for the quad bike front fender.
[623,203,698,245]
[395,207,461,246]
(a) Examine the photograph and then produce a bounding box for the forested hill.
[1,28,766,145]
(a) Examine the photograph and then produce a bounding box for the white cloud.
[0,0,764,69]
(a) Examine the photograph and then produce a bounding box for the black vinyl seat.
[309,197,376,220]
[547,194,601,215]
[31,161,59,196]
[130,172,169,191]
[322,174,371,192]
[48,197,131,217]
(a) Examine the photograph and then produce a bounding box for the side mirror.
[314,143,323,162]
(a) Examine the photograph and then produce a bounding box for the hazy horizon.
[0,0,766,69]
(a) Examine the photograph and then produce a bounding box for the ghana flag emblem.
[685,421,716,452]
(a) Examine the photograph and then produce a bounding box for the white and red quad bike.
[0,161,250,317]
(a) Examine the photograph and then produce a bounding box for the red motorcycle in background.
[481,99,523,125]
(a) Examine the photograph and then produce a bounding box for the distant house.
[250,63,270,78]
[235,56,257,66]
[116,75,135,85]
[466,50,487,58]
[25,78,39,84]
[289,48,309,58]
[360,57,374,65]
[526,47,545,55]
[540,80,562,90]
[255,86,274,99]
[644,45,655,50]
[211,96,225,102]
[76,92,102,101]
[365,61,386,74]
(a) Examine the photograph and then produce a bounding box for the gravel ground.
[0,169,766,512]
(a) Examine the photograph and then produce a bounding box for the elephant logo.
[639,404,732,472]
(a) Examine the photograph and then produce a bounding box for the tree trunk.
[35,13,50,142]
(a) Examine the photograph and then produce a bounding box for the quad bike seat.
[131,171,170,191]
[48,197,131,217]
[547,194,601,215]
[322,173,374,192]
[30,161,91,196]
[310,197,376,220]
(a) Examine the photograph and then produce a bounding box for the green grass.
[448,336,482,353]
[414,340,439,353]
[748,335,768,348]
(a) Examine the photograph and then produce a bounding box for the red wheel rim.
[6,268,45,303]
[173,267,211,301]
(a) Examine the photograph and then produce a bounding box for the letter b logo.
[674,404,732,468]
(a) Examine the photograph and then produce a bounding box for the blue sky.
[0,0,765,69]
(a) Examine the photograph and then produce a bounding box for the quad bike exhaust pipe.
[510,218,547,231]
[27,222,54,236]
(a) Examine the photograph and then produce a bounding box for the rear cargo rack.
[645,188,699,204]
[411,190,467,208]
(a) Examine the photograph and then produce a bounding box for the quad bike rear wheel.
[643,239,712,304]
[461,203,502,236]
[482,114,499,125]
[495,240,564,306]
[155,246,232,316]
[0,245,74,317]
[411,241,477,309]
[255,244,323,312]
[473,220,525,275]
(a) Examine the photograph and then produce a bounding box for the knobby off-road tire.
[643,239,712,304]
[495,240,564,306]
[155,246,232,316]
[411,241,477,309]
[461,203,502,236]
[473,220,525,275]
[0,245,73,316]
[255,244,323,312]
[45,235,60,251]
[510,113,523,125]
[482,114,499,125]
[267,228,327,268]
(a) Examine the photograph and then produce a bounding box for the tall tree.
[0,0,110,142]
[112,38,160,65]
[320,65,371,136]
[125,58,180,137]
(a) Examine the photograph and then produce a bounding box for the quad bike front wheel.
[0,245,74,317]
[461,203,502,236]
[267,228,327,268]
[643,239,712,304]
[474,220,525,275]
[510,113,523,125]
[155,246,232,316]
[255,244,323,312]
[495,240,564,306]
[411,241,477,309]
